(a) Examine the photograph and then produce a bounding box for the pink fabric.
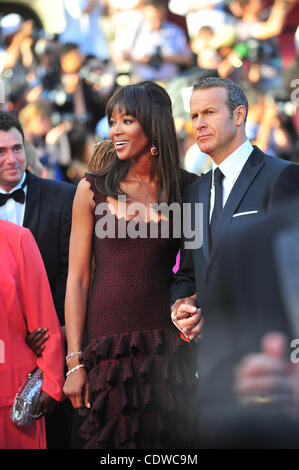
[0,407,46,449]
[0,220,65,448]
[172,251,180,273]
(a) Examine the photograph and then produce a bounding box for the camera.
[149,46,163,69]
[233,38,276,63]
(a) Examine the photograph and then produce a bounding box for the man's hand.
[25,328,49,357]
[171,295,204,341]
[234,332,299,411]
[35,391,57,417]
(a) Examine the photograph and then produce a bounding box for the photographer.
[227,0,297,91]
[112,0,193,83]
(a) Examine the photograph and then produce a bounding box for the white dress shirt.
[210,140,254,220]
[0,173,27,226]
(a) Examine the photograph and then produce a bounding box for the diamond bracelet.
[66,351,82,362]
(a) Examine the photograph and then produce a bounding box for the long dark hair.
[89,81,183,204]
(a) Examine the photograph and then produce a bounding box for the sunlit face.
[190,87,244,164]
[60,49,82,74]
[108,107,151,162]
[0,127,26,192]
[28,115,51,136]
[143,6,165,31]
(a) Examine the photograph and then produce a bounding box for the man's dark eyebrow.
[0,143,23,151]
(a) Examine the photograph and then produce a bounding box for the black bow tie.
[0,188,25,206]
[0,178,27,207]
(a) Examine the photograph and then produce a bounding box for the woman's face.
[108,107,151,162]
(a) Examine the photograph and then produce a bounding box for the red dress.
[0,221,65,449]
[79,171,199,449]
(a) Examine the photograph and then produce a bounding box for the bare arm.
[3,20,34,70]
[63,179,94,408]
[252,0,295,40]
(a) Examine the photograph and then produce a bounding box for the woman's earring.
[151,146,159,156]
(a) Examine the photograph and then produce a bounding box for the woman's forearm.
[65,280,89,357]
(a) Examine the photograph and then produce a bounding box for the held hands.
[171,295,204,341]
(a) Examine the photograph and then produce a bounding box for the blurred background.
[0,0,298,183]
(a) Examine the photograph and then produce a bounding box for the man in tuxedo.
[0,111,75,325]
[0,111,76,448]
[170,77,299,340]
[196,199,299,448]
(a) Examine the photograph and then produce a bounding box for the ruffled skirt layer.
[79,328,198,449]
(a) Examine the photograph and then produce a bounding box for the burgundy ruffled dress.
[79,171,199,449]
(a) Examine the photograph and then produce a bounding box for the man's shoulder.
[187,169,211,188]
[27,172,76,196]
[40,178,76,195]
[163,20,187,38]
[182,169,211,200]
[256,148,298,172]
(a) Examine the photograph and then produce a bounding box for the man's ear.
[234,105,247,127]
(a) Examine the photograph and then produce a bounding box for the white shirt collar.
[212,140,253,182]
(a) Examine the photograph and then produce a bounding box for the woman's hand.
[63,367,91,409]
[25,328,49,357]
[35,391,57,417]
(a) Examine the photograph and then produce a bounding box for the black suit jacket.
[196,198,299,449]
[170,147,299,310]
[23,170,76,325]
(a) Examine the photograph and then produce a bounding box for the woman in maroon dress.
[63,81,202,449]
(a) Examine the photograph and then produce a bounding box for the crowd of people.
[0,0,298,181]
[1,0,299,451]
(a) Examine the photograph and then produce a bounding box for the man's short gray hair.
[193,77,248,121]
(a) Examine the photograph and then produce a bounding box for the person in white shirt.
[0,111,76,449]
[169,77,299,341]
[112,0,193,82]
[168,0,233,39]
[59,0,109,61]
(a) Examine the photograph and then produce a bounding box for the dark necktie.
[0,178,27,207]
[209,167,224,250]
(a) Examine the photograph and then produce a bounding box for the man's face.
[60,48,82,74]
[143,6,165,31]
[0,127,26,192]
[190,87,243,164]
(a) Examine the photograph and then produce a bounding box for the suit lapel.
[209,147,265,263]
[23,170,41,237]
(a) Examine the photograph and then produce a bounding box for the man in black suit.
[0,111,76,448]
[170,77,299,340]
[196,199,299,448]
[0,111,75,325]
